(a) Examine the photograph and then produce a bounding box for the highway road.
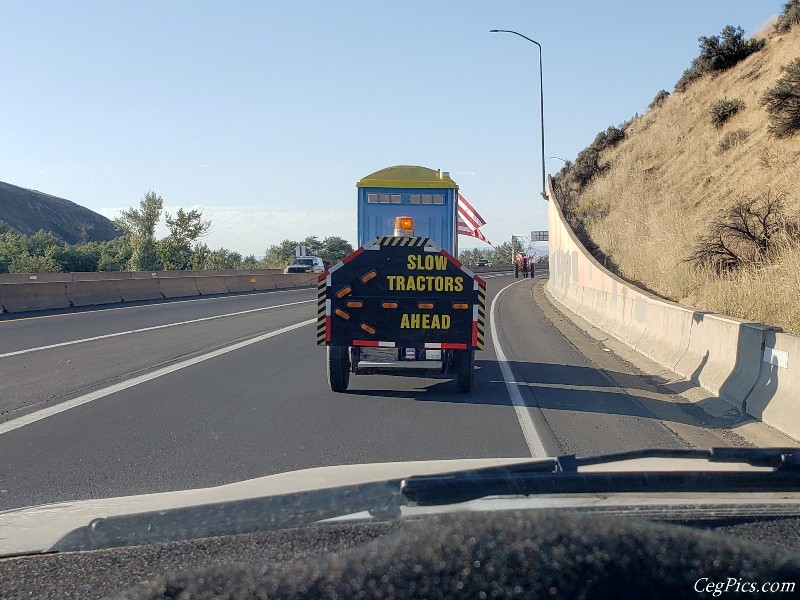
[0,273,756,511]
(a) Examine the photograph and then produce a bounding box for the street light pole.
[490,29,547,200]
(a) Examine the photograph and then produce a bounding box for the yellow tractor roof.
[357,166,458,189]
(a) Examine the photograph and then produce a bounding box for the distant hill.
[0,181,121,244]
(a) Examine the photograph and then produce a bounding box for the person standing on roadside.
[521,255,529,278]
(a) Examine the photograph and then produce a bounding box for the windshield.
[2,1,799,597]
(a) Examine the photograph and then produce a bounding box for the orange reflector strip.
[360,323,376,334]
[346,301,364,308]
[452,303,469,310]
[382,302,398,309]
[360,270,377,283]
[336,286,352,298]
[334,308,350,320]
[417,302,434,310]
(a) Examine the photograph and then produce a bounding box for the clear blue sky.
[0,1,783,256]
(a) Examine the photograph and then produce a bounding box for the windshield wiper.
[51,480,403,553]
[50,449,800,552]
[401,448,800,506]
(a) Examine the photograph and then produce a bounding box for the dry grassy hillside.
[564,21,800,333]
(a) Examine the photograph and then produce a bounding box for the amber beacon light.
[394,216,414,237]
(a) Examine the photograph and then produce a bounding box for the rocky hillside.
[555,9,800,334]
[0,181,120,244]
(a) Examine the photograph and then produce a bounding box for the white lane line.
[0,285,313,324]
[0,299,314,359]
[489,280,548,458]
[0,318,315,436]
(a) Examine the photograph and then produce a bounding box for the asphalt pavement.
[0,273,737,510]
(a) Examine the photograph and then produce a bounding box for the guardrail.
[0,272,317,315]
[546,176,799,442]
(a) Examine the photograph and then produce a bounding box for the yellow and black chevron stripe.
[317,278,327,345]
[476,285,486,350]
[374,236,430,247]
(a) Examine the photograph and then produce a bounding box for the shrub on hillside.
[570,147,604,189]
[699,25,765,71]
[649,89,670,109]
[595,125,626,149]
[776,0,800,32]
[675,25,765,92]
[675,63,704,93]
[574,199,610,223]
[761,57,800,137]
[717,129,750,153]
[710,98,745,127]
[686,191,800,274]
[556,124,626,195]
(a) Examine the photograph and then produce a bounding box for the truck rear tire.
[327,346,350,392]
[456,348,474,393]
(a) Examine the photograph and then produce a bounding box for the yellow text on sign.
[400,313,451,330]
[407,254,449,271]
[386,275,464,292]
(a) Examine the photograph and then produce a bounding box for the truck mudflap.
[317,236,486,350]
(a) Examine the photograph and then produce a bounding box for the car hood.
[0,456,787,556]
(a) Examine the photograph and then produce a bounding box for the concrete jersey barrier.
[0,282,72,313]
[746,331,800,442]
[0,272,317,315]
[546,176,798,441]
[0,268,286,284]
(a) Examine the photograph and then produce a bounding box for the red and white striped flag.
[457,193,493,246]
[468,227,491,245]
[457,193,486,231]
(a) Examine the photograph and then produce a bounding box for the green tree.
[494,241,516,265]
[320,236,354,262]
[114,191,164,271]
[26,229,63,257]
[301,236,323,257]
[157,237,189,271]
[167,208,211,242]
[48,243,101,272]
[0,229,27,273]
[9,252,61,273]
[264,239,299,268]
[190,243,211,270]
[203,248,242,270]
[158,208,211,270]
[0,227,64,273]
[241,254,260,268]
[97,235,133,271]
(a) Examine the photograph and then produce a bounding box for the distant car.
[475,259,492,267]
[284,256,326,274]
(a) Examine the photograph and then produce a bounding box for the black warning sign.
[317,236,485,349]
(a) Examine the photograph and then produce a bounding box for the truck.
[284,256,326,274]
[317,165,486,393]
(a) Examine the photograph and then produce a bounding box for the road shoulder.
[531,277,798,448]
